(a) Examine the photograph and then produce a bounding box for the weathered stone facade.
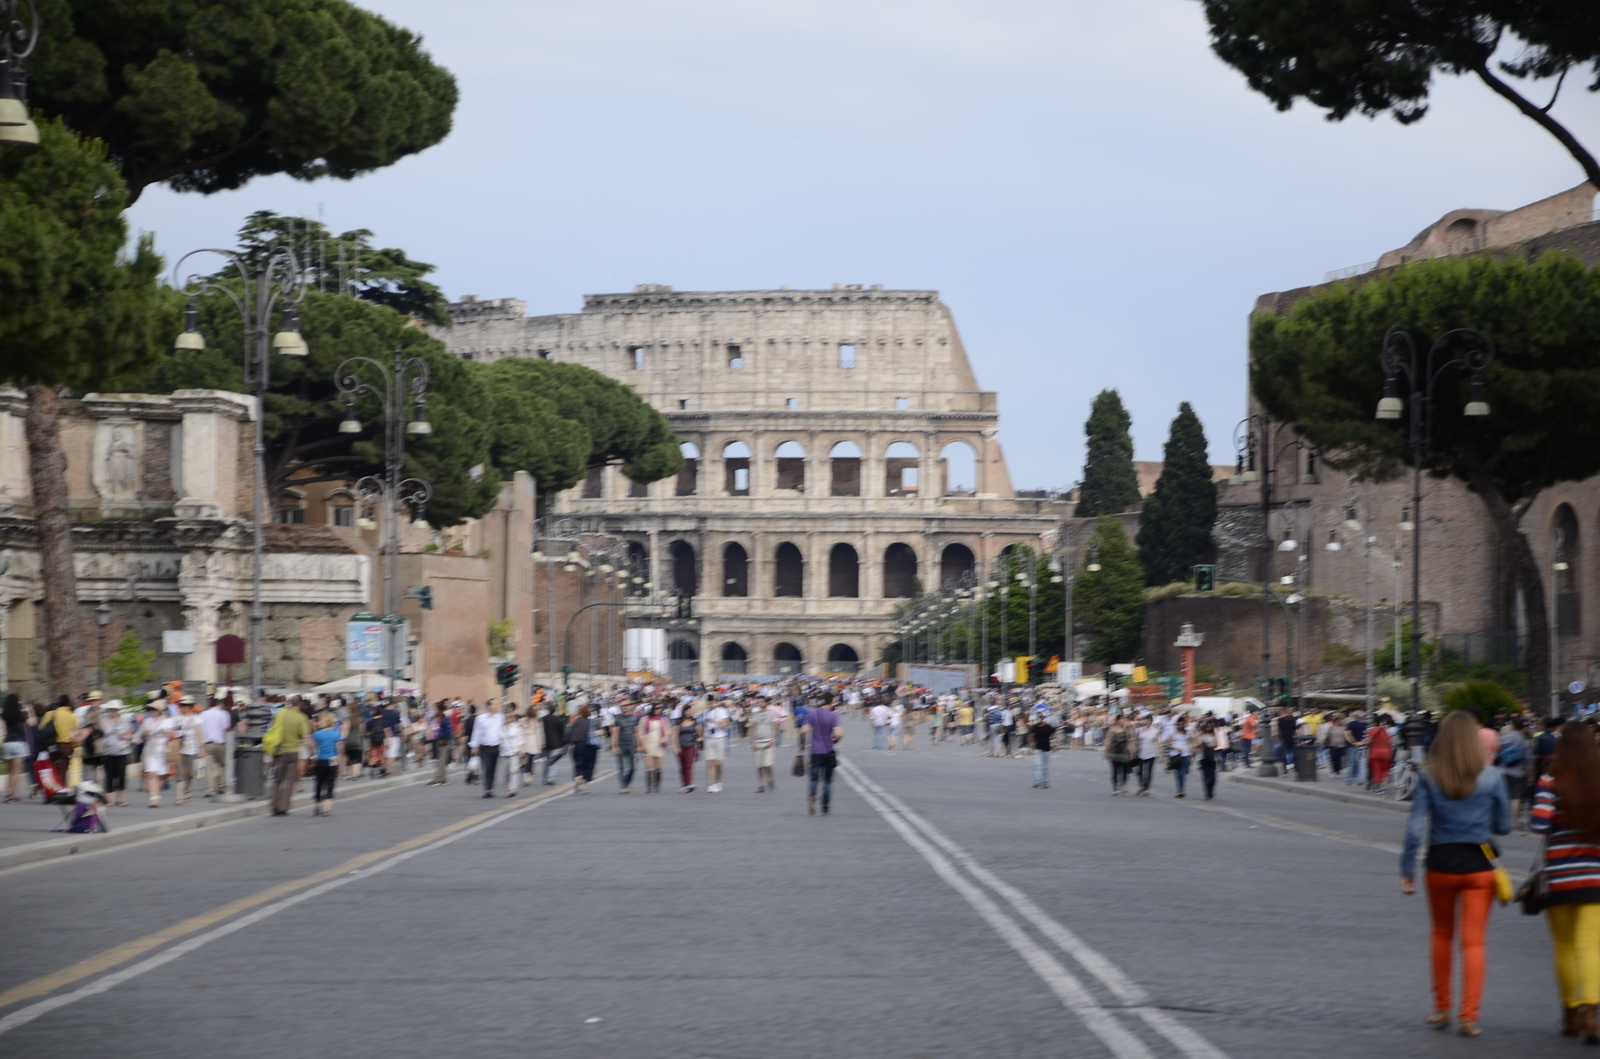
[434,286,1066,681]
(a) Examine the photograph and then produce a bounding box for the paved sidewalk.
[0,765,435,871]
[1229,764,1409,813]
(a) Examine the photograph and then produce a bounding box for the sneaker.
[709,783,722,793]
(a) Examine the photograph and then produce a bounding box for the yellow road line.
[0,783,571,1010]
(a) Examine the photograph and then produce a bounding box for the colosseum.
[433,284,1065,682]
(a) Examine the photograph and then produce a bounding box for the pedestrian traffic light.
[496,662,519,687]
[1193,565,1215,592]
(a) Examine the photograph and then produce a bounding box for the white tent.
[307,675,419,696]
[1073,679,1108,698]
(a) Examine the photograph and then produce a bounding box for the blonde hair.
[318,712,336,730]
[1426,711,1484,800]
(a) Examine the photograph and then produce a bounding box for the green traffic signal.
[1193,564,1215,592]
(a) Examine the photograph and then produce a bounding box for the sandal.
[1424,1012,1449,1030]
[1457,1021,1480,1038]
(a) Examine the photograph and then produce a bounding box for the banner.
[346,620,388,670]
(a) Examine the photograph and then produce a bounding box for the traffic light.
[408,586,433,610]
[1193,564,1215,592]
[675,595,693,619]
[496,662,520,687]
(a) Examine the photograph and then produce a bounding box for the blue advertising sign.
[346,620,387,670]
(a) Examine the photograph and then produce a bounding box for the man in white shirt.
[199,697,234,798]
[468,700,506,799]
[174,699,203,804]
[870,701,891,750]
[1135,716,1163,797]
[748,701,780,793]
[701,700,731,793]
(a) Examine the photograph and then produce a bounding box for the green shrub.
[1440,679,1518,718]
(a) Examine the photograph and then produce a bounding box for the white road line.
[0,791,571,1036]
[842,771,1156,1059]
[842,759,1232,1059]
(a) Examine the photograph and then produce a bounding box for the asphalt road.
[0,720,1558,1058]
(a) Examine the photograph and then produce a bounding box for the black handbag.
[791,752,806,777]
[1519,837,1553,916]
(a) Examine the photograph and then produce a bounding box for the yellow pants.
[1549,903,1600,1007]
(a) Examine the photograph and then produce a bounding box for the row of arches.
[666,639,862,674]
[675,439,978,497]
[664,540,976,598]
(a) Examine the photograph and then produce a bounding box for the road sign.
[1571,681,1586,695]
[162,630,196,654]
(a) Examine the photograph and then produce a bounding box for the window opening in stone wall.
[536,349,551,359]
[838,344,856,369]
[940,543,975,589]
[722,542,749,597]
[940,441,977,495]
[720,641,748,674]
[773,641,803,675]
[885,441,920,496]
[668,639,698,683]
[626,540,649,595]
[628,478,648,498]
[774,542,804,597]
[274,506,306,524]
[895,397,909,410]
[825,643,859,674]
[332,505,354,528]
[829,440,861,497]
[728,344,743,369]
[828,543,859,598]
[629,346,644,371]
[679,399,690,410]
[669,540,698,596]
[786,398,798,409]
[582,465,604,498]
[775,441,805,491]
[677,442,699,496]
[723,441,751,496]
[883,542,918,597]
[1554,503,1580,636]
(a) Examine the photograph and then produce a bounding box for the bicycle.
[1378,755,1420,801]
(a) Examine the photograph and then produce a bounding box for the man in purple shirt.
[799,691,844,816]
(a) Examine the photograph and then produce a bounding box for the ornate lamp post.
[337,347,433,701]
[0,0,40,145]
[1375,326,1494,715]
[174,247,307,706]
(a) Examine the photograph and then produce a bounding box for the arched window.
[626,540,649,595]
[885,441,920,496]
[668,639,698,683]
[884,542,918,597]
[774,542,804,597]
[773,641,803,675]
[668,540,697,597]
[722,542,748,597]
[677,442,700,496]
[775,440,806,491]
[723,441,751,496]
[940,543,975,588]
[826,643,859,674]
[720,641,748,674]
[1555,503,1580,636]
[940,441,977,495]
[829,440,861,497]
[828,543,859,598]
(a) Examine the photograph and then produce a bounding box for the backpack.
[1496,738,1525,767]
[1108,730,1130,759]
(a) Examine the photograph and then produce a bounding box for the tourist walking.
[1135,715,1160,796]
[1103,715,1132,794]
[1531,721,1600,1043]
[1197,719,1220,799]
[1167,717,1194,798]
[2,693,26,804]
[749,699,779,793]
[702,698,731,793]
[470,700,506,798]
[569,705,598,793]
[99,704,133,807]
[540,708,568,785]
[1028,710,1053,788]
[137,706,175,809]
[801,693,843,816]
[674,704,699,793]
[262,701,310,816]
[639,704,670,793]
[310,712,342,816]
[870,700,891,750]
[610,703,638,793]
[427,705,453,785]
[199,697,232,798]
[1399,710,1512,1037]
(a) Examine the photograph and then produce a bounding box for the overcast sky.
[127,0,1595,489]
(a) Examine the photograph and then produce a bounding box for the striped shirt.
[1530,774,1600,906]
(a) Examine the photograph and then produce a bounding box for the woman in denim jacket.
[1400,710,1511,1038]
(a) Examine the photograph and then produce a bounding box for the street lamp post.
[1375,326,1494,715]
[174,247,307,707]
[0,0,41,146]
[337,346,433,701]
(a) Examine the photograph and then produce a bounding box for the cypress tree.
[1135,402,1218,585]
[1073,517,1146,664]
[1076,389,1140,517]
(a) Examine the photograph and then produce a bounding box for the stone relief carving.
[92,421,143,503]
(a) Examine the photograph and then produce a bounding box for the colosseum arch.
[828,440,862,496]
[775,440,806,491]
[774,542,804,597]
[722,541,749,597]
[885,441,920,496]
[828,543,860,598]
[884,542,918,597]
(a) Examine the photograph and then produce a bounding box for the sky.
[125,0,1595,489]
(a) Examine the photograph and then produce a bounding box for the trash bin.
[1293,735,1318,782]
[236,745,265,798]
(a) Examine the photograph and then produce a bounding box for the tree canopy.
[1136,403,1218,586]
[1250,250,1600,710]
[1077,389,1141,517]
[0,117,174,387]
[28,0,458,202]
[1199,0,1600,187]
[1073,516,1146,665]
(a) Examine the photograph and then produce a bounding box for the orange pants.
[1426,870,1496,1021]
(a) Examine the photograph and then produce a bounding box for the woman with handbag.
[675,703,700,793]
[1530,721,1600,1043]
[1399,710,1512,1037]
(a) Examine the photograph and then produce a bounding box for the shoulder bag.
[1479,844,1515,906]
[1518,836,1553,916]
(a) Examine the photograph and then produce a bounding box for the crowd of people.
[3,674,1597,1043]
